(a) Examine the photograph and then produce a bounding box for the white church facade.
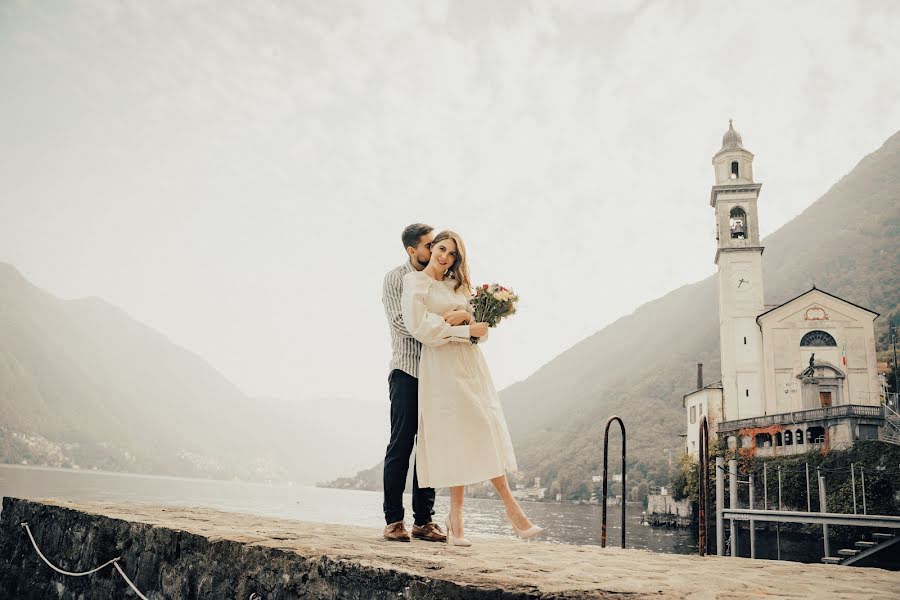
[684,122,888,458]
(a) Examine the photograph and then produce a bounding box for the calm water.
[0,464,822,562]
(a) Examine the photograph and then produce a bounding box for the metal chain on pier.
[601,415,626,549]
[21,522,150,600]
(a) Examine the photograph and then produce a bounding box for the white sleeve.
[401,273,471,347]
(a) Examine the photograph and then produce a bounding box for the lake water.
[0,464,823,562]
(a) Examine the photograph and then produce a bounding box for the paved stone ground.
[5,498,899,599]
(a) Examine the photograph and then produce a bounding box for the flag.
[841,346,846,365]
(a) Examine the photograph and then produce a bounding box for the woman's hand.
[443,310,471,326]
[470,322,489,338]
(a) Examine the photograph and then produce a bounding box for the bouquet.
[469,284,518,342]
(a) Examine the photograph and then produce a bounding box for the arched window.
[784,430,793,445]
[730,161,739,179]
[800,330,837,347]
[807,426,826,444]
[774,432,783,446]
[796,429,804,445]
[755,432,772,448]
[729,207,747,239]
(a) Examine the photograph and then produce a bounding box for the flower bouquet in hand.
[469,284,518,343]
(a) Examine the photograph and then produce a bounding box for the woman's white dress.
[400,271,518,488]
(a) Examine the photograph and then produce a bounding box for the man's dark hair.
[401,223,433,250]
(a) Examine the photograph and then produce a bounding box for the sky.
[2,0,900,415]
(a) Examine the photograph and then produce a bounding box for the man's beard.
[417,256,430,267]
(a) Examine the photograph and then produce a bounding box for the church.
[684,121,888,458]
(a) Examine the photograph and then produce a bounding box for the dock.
[1,497,897,599]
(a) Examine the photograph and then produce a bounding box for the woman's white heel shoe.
[445,517,472,547]
[506,510,544,541]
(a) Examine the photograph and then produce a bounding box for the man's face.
[411,231,434,267]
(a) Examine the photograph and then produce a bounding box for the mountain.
[0,265,382,483]
[328,131,900,500]
[499,130,900,500]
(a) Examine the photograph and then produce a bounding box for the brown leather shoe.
[411,521,447,543]
[383,521,411,542]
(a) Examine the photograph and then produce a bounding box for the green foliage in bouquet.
[471,284,519,327]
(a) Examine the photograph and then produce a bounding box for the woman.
[400,230,543,546]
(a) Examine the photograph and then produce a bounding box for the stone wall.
[644,495,693,527]
[0,498,526,600]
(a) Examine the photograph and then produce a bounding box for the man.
[381,223,446,543]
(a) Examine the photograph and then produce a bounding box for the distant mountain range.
[328,130,900,500]
[3,131,897,496]
[0,266,384,483]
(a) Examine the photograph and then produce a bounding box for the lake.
[0,464,823,562]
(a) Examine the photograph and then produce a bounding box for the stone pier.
[1,497,897,599]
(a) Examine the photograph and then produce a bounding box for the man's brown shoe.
[412,522,447,543]
[384,521,411,542]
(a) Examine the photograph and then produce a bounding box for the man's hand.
[443,310,471,326]
[470,322,489,338]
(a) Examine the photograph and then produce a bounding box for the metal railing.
[697,416,710,556]
[717,404,885,433]
[600,415,626,549]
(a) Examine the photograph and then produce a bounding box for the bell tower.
[711,120,765,420]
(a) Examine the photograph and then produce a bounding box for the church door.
[819,391,832,408]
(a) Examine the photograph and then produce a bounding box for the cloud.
[1,1,899,405]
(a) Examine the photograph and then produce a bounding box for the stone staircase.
[822,532,899,565]
[881,404,900,446]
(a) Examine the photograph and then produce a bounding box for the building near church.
[684,122,889,458]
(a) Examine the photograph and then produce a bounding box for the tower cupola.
[712,119,755,186]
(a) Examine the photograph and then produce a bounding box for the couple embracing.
[381,223,543,547]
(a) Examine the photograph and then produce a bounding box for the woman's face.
[429,238,457,273]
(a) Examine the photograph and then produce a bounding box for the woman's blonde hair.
[431,230,471,294]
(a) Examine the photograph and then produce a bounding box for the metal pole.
[805,463,811,512]
[818,475,830,558]
[716,456,724,556]
[763,463,768,511]
[776,466,782,560]
[892,321,898,400]
[749,474,756,559]
[861,468,867,515]
[729,458,738,557]
[698,417,709,556]
[851,463,857,514]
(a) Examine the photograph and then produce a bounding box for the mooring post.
[601,415,626,549]
[728,458,738,557]
[749,473,756,559]
[716,456,724,556]
[818,475,830,558]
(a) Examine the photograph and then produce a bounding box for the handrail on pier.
[697,416,710,556]
[601,415,626,549]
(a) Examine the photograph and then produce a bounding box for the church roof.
[721,119,744,151]
[755,287,879,324]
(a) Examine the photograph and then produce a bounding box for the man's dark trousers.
[383,369,435,526]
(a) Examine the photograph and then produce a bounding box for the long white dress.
[400,270,518,488]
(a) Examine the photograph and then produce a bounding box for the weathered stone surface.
[1,497,897,599]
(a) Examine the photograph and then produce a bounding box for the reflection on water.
[0,465,822,562]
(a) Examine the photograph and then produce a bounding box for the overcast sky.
[2,0,900,412]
